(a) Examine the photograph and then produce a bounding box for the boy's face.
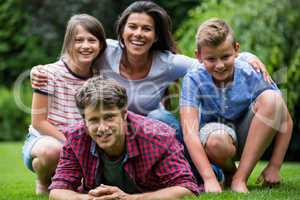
[84,104,127,158]
[197,37,239,86]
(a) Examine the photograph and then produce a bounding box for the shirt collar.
[125,112,140,158]
[91,140,99,157]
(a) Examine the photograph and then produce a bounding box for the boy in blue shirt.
[180,18,293,193]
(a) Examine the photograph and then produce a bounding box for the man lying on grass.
[49,76,200,200]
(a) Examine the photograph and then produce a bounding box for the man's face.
[197,37,239,87]
[84,105,127,158]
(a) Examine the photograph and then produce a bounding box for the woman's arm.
[238,52,271,83]
[31,92,66,142]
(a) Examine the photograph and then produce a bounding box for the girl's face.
[122,12,156,58]
[71,25,101,68]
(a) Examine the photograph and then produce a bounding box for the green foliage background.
[0,0,48,86]
[0,0,299,159]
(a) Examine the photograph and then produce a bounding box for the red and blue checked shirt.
[49,111,200,195]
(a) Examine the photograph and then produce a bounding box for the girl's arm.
[31,92,66,142]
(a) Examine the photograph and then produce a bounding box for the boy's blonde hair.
[196,18,236,50]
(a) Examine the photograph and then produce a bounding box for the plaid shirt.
[49,111,200,195]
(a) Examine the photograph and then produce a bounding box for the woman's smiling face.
[122,12,156,58]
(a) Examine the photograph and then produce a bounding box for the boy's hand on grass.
[256,164,281,187]
[204,178,222,193]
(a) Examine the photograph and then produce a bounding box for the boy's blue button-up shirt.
[180,59,279,126]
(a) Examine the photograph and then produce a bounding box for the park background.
[1,0,299,160]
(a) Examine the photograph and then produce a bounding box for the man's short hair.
[75,76,127,115]
[196,18,236,50]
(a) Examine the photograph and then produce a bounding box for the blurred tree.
[153,0,200,31]
[0,0,49,86]
[176,0,300,160]
[23,0,137,66]
[0,84,31,141]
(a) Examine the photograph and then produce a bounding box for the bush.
[0,0,50,86]
[0,82,32,141]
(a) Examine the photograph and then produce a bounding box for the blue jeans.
[147,108,183,143]
[22,132,43,172]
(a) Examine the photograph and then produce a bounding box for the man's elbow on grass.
[49,189,90,200]
[124,186,195,200]
[49,189,64,200]
[49,189,58,200]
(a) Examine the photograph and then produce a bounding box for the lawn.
[0,142,299,200]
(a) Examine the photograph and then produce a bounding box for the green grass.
[1,142,300,200]
[0,142,47,200]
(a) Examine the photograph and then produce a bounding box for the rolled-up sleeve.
[48,141,82,191]
[180,72,201,108]
[154,136,201,195]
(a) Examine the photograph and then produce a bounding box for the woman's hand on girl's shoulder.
[248,57,272,84]
[30,65,48,88]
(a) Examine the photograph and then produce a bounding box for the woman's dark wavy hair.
[116,1,177,53]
